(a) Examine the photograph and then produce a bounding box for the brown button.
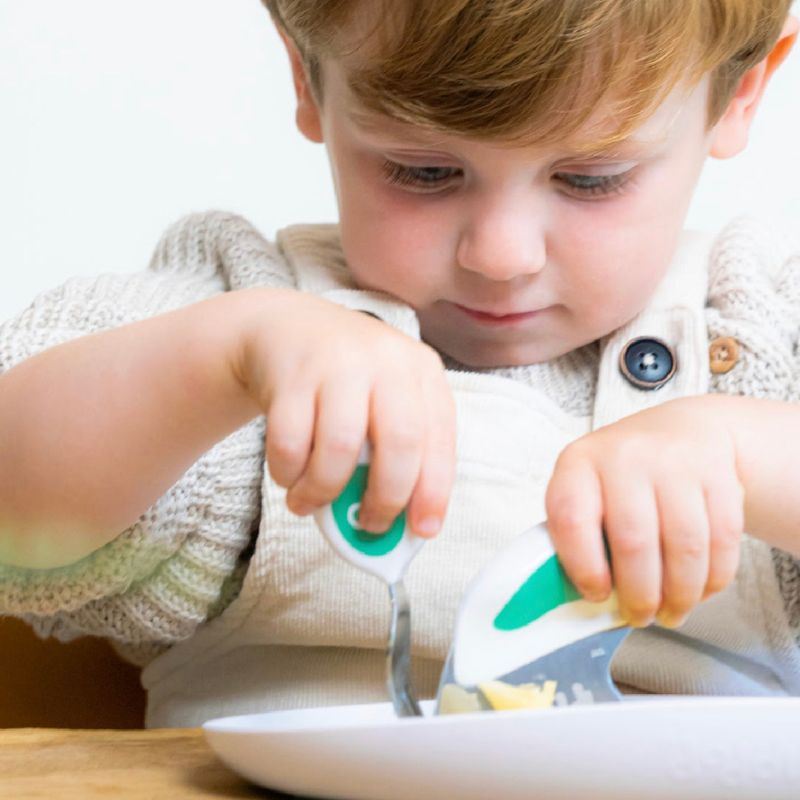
[709,336,739,374]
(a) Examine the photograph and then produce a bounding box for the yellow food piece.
[477,679,557,711]
[438,684,483,715]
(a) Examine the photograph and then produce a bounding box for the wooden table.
[0,728,297,799]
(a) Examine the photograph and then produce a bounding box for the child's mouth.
[453,304,544,325]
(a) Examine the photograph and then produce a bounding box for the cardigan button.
[619,336,677,390]
[709,336,739,374]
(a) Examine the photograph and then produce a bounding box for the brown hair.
[262,0,792,149]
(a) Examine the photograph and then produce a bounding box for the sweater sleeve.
[0,211,291,659]
[705,216,800,648]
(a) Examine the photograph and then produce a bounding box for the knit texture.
[441,342,600,417]
[703,216,800,652]
[1,210,798,667]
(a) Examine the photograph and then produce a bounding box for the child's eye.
[381,160,460,192]
[554,170,633,199]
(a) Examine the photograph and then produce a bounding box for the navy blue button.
[619,337,676,390]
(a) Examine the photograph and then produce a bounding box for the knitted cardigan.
[0,210,798,671]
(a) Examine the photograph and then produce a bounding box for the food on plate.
[478,680,558,711]
[438,679,557,714]
[438,683,484,715]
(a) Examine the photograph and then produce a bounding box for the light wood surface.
[0,728,289,799]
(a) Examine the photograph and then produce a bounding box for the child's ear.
[274,23,324,144]
[710,15,799,159]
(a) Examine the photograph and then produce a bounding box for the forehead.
[321,55,706,158]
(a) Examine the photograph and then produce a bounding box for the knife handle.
[452,523,624,686]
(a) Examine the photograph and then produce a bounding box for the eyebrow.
[561,140,663,161]
[565,131,672,160]
[348,109,451,146]
[349,108,671,160]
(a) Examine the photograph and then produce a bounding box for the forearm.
[714,394,800,556]
[0,290,261,568]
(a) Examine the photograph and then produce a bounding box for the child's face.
[301,59,716,368]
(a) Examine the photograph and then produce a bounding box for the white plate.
[203,697,800,799]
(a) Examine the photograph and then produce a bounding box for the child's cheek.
[343,195,450,304]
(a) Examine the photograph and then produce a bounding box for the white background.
[2,0,798,321]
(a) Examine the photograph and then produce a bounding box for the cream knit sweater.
[0,210,798,671]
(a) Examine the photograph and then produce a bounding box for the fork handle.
[313,443,426,585]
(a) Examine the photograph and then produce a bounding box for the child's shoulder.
[148,210,295,291]
[146,210,353,295]
[706,215,799,401]
[708,215,798,284]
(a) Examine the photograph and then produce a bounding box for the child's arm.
[0,286,456,570]
[716,395,800,555]
[0,291,258,568]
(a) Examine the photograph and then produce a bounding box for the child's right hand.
[234,287,457,538]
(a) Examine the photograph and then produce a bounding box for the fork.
[313,443,425,717]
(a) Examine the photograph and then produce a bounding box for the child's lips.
[453,303,547,325]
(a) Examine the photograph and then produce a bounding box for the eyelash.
[381,162,458,190]
[380,160,633,199]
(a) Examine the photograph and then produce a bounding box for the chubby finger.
[266,389,316,490]
[285,377,369,515]
[702,477,744,601]
[655,483,709,628]
[602,471,661,627]
[545,452,610,601]
[358,378,424,534]
[405,373,457,538]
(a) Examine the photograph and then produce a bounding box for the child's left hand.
[545,396,745,629]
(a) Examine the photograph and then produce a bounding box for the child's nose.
[456,203,547,281]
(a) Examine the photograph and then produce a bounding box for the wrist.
[184,289,268,424]
[690,393,748,460]
[222,285,307,411]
